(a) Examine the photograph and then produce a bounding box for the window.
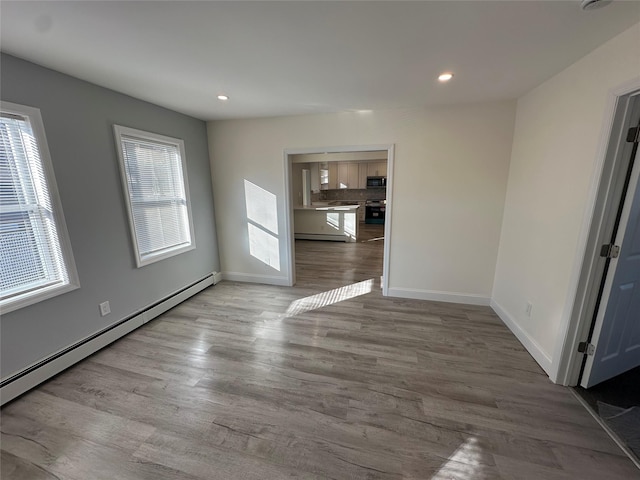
[0,102,79,314]
[113,125,195,267]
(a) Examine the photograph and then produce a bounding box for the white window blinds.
[114,126,194,267]
[0,103,78,313]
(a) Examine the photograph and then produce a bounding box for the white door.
[582,140,640,388]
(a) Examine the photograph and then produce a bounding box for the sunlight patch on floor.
[284,278,374,317]
[431,437,489,479]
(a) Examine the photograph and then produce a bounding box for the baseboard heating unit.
[0,273,216,406]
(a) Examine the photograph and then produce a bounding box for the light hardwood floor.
[2,224,639,479]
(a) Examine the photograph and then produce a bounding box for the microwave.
[366,176,386,188]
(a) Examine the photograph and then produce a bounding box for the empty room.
[1,1,640,479]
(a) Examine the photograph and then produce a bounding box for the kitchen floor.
[294,222,384,291]
[357,223,385,242]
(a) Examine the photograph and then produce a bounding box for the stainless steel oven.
[365,200,386,224]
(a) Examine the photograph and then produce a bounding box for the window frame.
[0,101,79,314]
[113,125,196,268]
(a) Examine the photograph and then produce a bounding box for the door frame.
[581,137,640,388]
[282,144,395,295]
[553,79,640,386]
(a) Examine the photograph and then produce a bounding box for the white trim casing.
[282,147,295,287]
[382,145,395,297]
[0,101,80,314]
[113,124,196,268]
[283,144,395,294]
[551,77,640,385]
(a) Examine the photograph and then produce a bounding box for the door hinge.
[600,243,620,258]
[578,341,595,356]
[627,126,640,144]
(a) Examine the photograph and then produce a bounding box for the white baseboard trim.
[0,274,214,406]
[490,299,553,376]
[223,271,291,286]
[294,233,354,243]
[213,271,223,284]
[387,287,491,306]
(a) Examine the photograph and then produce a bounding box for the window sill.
[0,282,80,315]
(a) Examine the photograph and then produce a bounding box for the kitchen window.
[0,102,79,313]
[114,125,195,267]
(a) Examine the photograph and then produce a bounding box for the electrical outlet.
[525,302,533,317]
[99,301,111,316]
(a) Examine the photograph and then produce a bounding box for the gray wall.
[0,54,220,378]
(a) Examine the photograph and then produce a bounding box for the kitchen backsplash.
[312,188,386,202]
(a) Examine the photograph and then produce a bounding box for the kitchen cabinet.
[331,162,359,189]
[320,163,329,190]
[326,161,387,190]
[294,205,359,242]
[328,163,339,190]
[350,164,359,187]
[346,163,359,189]
[337,163,349,188]
[367,161,387,177]
[309,163,321,193]
[358,164,368,189]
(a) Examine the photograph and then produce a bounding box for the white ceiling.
[2,1,639,121]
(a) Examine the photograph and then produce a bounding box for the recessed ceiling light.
[217,95,229,101]
[438,72,454,82]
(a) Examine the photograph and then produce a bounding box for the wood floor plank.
[1,450,60,480]
[1,223,638,479]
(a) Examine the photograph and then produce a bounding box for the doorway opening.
[282,145,394,296]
